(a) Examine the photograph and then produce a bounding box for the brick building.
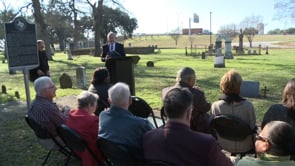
[182,28,203,35]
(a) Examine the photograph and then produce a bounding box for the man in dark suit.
[101,31,126,62]
[143,88,233,166]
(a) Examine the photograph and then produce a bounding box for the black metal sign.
[4,17,38,70]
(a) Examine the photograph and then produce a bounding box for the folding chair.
[160,106,167,127]
[24,115,71,166]
[97,137,141,166]
[129,96,158,128]
[57,124,106,166]
[210,114,257,157]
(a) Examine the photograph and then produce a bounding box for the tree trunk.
[31,0,53,60]
[71,0,79,50]
[93,0,103,57]
[249,40,253,48]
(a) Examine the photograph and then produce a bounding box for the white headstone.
[76,66,86,89]
[214,56,225,68]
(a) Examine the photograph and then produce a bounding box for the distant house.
[182,28,203,35]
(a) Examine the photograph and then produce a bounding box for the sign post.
[4,17,39,110]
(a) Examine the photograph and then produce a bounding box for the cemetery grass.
[0,48,295,165]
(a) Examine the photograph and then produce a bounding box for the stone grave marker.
[214,56,225,68]
[76,66,86,89]
[147,61,154,67]
[201,52,206,59]
[248,50,251,55]
[2,85,7,94]
[240,81,260,98]
[59,73,72,89]
[253,50,257,55]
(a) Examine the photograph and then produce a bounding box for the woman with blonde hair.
[211,69,257,154]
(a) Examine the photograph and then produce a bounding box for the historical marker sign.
[4,17,38,70]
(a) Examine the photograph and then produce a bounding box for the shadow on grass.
[0,101,79,165]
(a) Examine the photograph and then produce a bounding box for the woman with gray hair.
[66,91,105,166]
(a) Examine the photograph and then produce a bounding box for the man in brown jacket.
[162,67,211,133]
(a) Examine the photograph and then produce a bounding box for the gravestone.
[215,48,222,57]
[59,73,72,89]
[215,41,222,51]
[147,61,154,67]
[224,40,233,59]
[2,85,7,94]
[214,56,225,68]
[240,81,260,98]
[238,29,244,54]
[201,52,206,59]
[253,50,257,55]
[248,50,251,55]
[67,49,73,60]
[76,66,87,89]
[15,91,20,99]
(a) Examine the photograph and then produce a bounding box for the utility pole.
[210,11,212,45]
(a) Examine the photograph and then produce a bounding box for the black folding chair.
[57,124,106,166]
[210,114,257,157]
[97,137,142,166]
[25,115,71,166]
[129,96,158,128]
[160,106,167,127]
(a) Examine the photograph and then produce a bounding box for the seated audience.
[66,91,104,166]
[88,67,112,113]
[144,88,233,166]
[261,78,295,128]
[162,67,211,133]
[236,121,295,166]
[98,82,154,160]
[28,76,67,137]
[211,69,256,154]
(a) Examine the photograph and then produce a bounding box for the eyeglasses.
[255,134,268,142]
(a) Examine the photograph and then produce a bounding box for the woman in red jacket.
[67,91,105,165]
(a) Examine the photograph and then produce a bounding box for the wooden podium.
[105,56,137,95]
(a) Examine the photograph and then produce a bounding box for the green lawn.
[1,48,294,120]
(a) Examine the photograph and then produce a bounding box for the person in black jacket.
[101,32,126,62]
[29,40,49,82]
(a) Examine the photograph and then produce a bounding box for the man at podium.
[101,31,126,62]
